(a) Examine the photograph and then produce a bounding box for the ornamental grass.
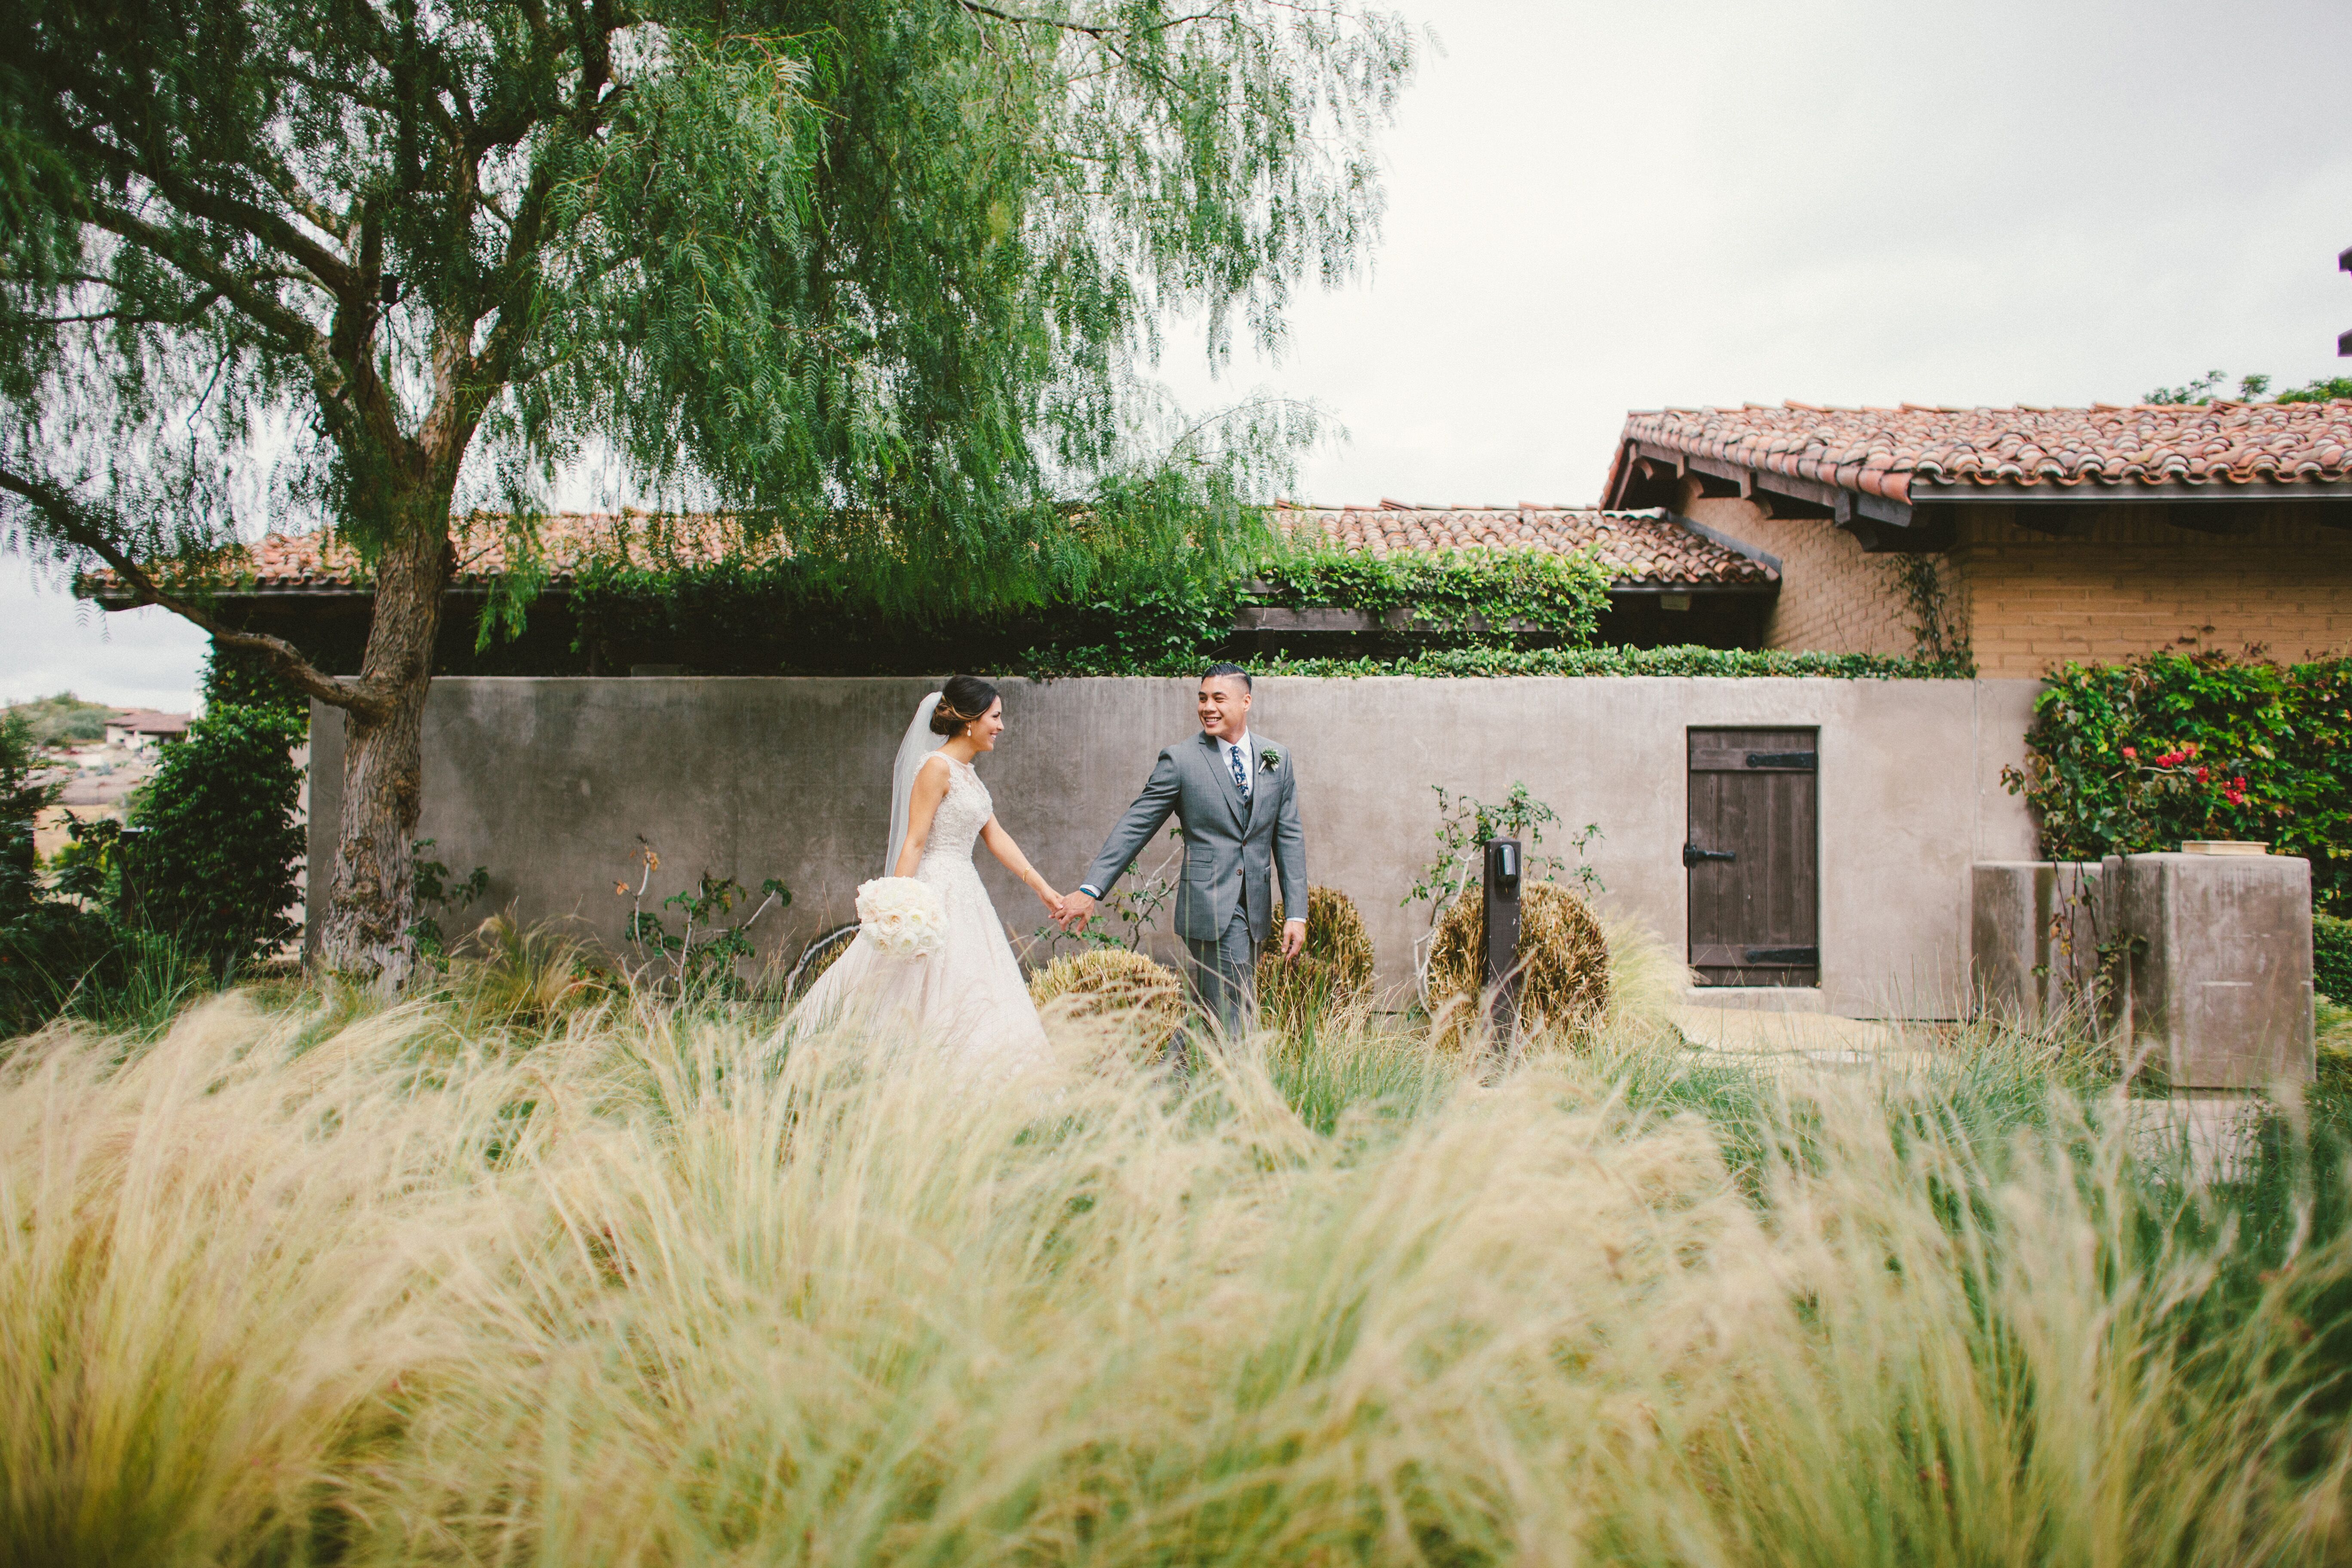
[1425,879,1611,1050]
[2,989,2349,1565]
[1257,886,1376,1030]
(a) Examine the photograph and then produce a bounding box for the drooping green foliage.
[0,0,1413,617]
[2004,648,2352,914]
[0,0,1412,970]
[125,706,306,973]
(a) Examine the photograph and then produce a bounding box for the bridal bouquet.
[856,876,947,959]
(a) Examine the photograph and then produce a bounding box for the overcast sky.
[9,0,2350,711]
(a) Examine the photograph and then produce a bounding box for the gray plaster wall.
[308,675,2043,1016]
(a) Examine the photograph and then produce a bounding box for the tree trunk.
[316,485,452,987]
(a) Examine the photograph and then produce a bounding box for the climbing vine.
[1889,555,1972,675]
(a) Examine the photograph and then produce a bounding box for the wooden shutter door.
[1686,727,1819,987]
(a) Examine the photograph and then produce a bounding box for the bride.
[789,675,1062,1066]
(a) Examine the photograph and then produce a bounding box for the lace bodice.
[916,756,992,868]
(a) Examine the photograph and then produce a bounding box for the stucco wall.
[309,675,2042,1018]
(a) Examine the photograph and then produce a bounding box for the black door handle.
[1683,842,1737,868]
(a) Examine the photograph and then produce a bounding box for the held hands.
[1057,889,1098,932]
[1034,884,1067,922]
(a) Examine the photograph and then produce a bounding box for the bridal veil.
[883,691,947,874]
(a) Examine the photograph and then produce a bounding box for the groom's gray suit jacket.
[1084,731,1307,942]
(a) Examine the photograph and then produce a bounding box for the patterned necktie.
[1229,743,1249,797]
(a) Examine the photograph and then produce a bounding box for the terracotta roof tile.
[1617,400,2352,504]
[1274,503,1774,586]
[92,505,1775,597]
[214,510,749,590]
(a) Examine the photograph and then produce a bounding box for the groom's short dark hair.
[1202,662,1252,692]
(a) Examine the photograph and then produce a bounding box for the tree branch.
[0,465,390,719]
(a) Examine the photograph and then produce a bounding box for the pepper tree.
[0,0,1414,986]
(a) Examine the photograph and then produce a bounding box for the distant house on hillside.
[83,506,1783,673]
[1604,399,2352,675]
[103,710,190,749]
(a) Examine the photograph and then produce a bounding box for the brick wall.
[1949,506,2352,677]
[1677,491,1918,657]
[1677,491,2352,677]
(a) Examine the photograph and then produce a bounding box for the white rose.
[856,876,947,959]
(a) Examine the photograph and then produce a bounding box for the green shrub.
[2005,648,2352,915]
[1247,544,1610,651]
[1025,643,1950,680]
[0,714,123,1035]
[202,641,308,727]
[126,706,305,974]
[2318,915,2352,1004]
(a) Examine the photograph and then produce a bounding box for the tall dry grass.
[2,983,2348,1565]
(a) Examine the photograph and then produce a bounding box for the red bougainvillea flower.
[2196,766,2210,783]
[2122,746,2138,760]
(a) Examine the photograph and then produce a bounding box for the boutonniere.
[1258,746,1282,775]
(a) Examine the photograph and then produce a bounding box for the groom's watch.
[1077,884,1103,900]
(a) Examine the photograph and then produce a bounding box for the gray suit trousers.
[1183,904,1259,1040]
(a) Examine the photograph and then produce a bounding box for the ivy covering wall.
[566,543,1619,676]
[2005,649,2352,914]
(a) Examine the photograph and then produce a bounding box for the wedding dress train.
[789,755,1049,1070]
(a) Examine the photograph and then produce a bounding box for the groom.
[1060,663,1307,1038]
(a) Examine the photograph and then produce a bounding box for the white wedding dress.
[789,753,1050,1070]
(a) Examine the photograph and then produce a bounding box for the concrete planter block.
[2103,852,2314,1089]
[1970,862,2105,1026]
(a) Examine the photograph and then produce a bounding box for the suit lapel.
[1200,732,1247,832]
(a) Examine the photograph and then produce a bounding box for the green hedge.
[1244,546,1610,651]
[2005,649,2352,915]
[571,541,1619,675]
[1022,644,1952,680]
[2318,914,2352,1003]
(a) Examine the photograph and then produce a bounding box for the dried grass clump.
[1029,946,1187,1057]
[1426,880,1610,1050]
[448,911,611,1025]
[1256,886,1376,1029]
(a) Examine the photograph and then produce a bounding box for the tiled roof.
[197,511,750,591]
[1275,501,1775,586]
[90,505,1775,596]
[1615,400,2352,505]
[107,709,190,734]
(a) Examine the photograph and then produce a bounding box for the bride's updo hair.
[930,674,1000,735]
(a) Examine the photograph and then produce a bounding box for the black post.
[1483,838,1522,1045]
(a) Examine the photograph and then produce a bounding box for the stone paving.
[1673,1002,2272,1184]
[1671,1003,1933,1075]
